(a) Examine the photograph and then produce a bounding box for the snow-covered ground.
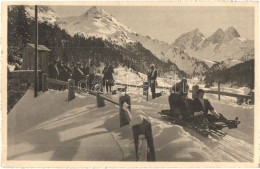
[7,86,254,161]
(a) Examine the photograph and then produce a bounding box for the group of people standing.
[48,60,114,93]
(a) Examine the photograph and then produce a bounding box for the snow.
[203,59,216,64]
[113,66,145,86]
[25,6,60,25]
[7,83,254,161]
[56,6,136,47]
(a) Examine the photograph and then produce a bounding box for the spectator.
[48,60,59,79]
[89,60,96,91]
[102,62,114,93]
[147,64,157,99]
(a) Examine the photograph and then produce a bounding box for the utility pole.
[34,5,38,97]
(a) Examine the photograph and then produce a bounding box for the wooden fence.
[114,81,254,103]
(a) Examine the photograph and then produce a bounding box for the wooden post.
[68,79,75,101]
[132,117,156,161]
[96,93,105,108]
[143,82,149,101]
[34,5,38,98]
[119,94,131,127]
[218,81,221,101]
[41,73,48,92]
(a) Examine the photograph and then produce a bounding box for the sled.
[158,110,240,139]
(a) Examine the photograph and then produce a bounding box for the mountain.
[172,27,254,63]
[23,6,253,75]
[54,6,208,75]
[172,28,206,51]
[57,6,136,45]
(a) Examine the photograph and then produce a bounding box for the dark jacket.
[48,63,59,79]
[73,66,84,84]
[57,63,69,81]
[193,98,214,115]
[102,66,114,85]
[83,66,89,76]
[176,98,194,118]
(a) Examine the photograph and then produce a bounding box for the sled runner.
[158,110,240,139]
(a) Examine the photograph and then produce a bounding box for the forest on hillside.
[204,59,254,87]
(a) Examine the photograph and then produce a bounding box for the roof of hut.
[27,43,51,52]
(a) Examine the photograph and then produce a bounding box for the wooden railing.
[114,81,254,103]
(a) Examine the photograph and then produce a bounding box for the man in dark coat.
[82,62,89,77]
[48,60,59,79]
[57,61,69,81]
[177,93,194,122]
[73,63,85,86]
[148,64,158,99]
[102,62,114,93]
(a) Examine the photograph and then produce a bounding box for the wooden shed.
[21,43,51,72]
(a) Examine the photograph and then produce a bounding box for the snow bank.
[150,119,219,161]
[7,88,253,161]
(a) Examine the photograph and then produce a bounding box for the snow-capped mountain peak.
[172,28,206,51]
[170,26,253,63]
[25,5,60,25]
[57,6,136,45]
[80,6,109,19]
[223,26,240,42]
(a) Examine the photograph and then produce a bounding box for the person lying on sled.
[176,92,194,122]
[193,89,227,123]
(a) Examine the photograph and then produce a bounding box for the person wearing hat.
[147,64,157,99]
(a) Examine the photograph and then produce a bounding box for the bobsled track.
[130,89,254,162]
[215,135,254,162]
[7,89,254,162]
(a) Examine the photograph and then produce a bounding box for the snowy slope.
[25,6,60,25]
[7,86,254,162]
[7,89,216,161]
[57,6,135,45]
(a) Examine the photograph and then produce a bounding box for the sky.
[51,6,255,43]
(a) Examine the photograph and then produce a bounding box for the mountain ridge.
[23,5,254,75]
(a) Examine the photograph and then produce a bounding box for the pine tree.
[8,5,31,66]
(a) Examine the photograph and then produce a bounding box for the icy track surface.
[7,89,254,161]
